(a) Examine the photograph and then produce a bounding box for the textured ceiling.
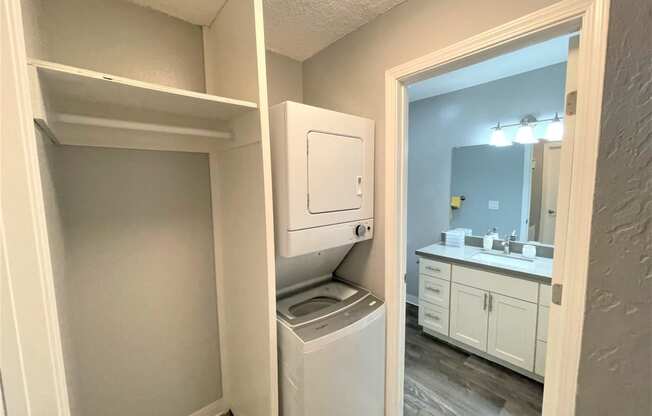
[124,0,406,62]
[263,0,407,61]
[125,0,227,25]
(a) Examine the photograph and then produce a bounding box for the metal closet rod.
[54,113,233,140]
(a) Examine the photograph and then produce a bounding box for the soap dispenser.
[483,229,494,250]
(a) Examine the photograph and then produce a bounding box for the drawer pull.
[426,266,441,273]
[483,293,488,311]
[426,286,441,293]
[425,313,440,321]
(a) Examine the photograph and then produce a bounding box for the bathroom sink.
[471,252,534,269]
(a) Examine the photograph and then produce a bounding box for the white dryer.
[276,279,385,416]
[269,102,374,257]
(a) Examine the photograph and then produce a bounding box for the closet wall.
[36,134,221,416]
[20,0,278,415]
[20,0,205,91]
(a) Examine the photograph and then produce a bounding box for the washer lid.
[293,294,383,343]
[277,280,368,326]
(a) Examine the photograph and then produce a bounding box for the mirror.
[449,142,562,244]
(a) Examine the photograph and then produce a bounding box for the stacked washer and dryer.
[269,102,385,416]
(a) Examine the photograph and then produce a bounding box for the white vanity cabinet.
[417,254,551,379]
[450,266,538,371]
[417,258,451,336]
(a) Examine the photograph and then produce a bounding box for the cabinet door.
[450,283,489,352]
[487,293,537,371]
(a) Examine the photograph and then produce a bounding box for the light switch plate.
[488,200,499,210]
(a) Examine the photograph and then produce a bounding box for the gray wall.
[21,0,206,92]
[575,0,652,414]
[406,64,565,298]
[22,2,221,413]
[40,144,221,416]
[303,0,563,297]
[449,144,526,237]
[266,50,303,105]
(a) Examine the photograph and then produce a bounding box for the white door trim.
[384,1,610,415]
[1,0,71,414]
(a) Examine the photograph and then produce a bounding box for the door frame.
[2,0,71,414]
[383,1,610,415]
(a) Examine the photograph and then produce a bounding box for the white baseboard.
[189,399,227,416]
[406,294,419,306]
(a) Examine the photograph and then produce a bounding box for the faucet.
[502,235,511,254]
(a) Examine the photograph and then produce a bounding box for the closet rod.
[55,113,233,139]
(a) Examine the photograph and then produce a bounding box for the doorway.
[383,2,610,415]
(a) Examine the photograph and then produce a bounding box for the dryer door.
[307,131,363,214]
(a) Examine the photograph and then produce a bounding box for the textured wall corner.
[576,0,652,414]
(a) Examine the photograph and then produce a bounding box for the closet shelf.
[28,59,258,143]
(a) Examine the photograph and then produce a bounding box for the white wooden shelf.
[28,59,258,143]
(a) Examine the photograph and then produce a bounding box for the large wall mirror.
[449,142,562,244]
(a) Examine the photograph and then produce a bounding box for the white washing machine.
[276,279,385,416]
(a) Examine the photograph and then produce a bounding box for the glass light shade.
[545,118,564,141]
[490,127,512,147]
[515,124,538,144]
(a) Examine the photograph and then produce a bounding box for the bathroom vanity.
[415,243,552,381]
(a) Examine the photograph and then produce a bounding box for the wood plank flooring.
[404,304,543,416]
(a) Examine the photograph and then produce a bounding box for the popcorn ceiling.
[126,0,407,62]
[263,0,407,61]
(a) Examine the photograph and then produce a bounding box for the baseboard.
[189,399,228,416]
[406,294,419,306]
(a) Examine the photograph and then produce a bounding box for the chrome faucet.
[502,235,511,254]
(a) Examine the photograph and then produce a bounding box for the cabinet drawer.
[452,265,538,303]
[537,305,549,342]
[535,340,547,376]
[419,302,449,336]
[419,276,450,308]
[419,258,451,280]
[539,284,552,306]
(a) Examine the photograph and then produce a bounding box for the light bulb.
[489,124,512,147]
[545,113,564,141]
[515,122,538,144]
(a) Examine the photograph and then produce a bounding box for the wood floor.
[404,304,543,416]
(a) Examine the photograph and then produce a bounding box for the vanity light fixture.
[489,123,512,147]
[514,117,538,144]
[545,112,564,141]
[490,114,564,146]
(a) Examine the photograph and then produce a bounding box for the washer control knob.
[355,224,367,237]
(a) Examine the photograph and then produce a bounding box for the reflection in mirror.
[449,142,561,244]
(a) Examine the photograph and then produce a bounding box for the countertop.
[416,243,553,283]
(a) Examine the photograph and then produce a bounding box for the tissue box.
[444,230,465,247]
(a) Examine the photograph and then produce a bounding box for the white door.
[539,143,562,244]
[307,131,363,214]
[449,283,489,352]
[487,293,538,371]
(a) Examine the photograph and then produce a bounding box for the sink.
[471,252,534,269]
